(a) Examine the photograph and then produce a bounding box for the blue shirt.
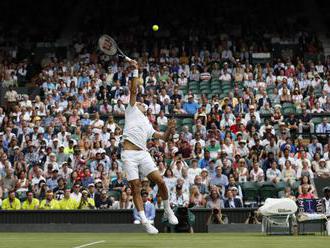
[199,158,210,169]
[133,201,155,221]
[183,102,200,115]
[210,174,229,187]
[46,178,58,190]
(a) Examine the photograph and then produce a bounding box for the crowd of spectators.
[1,39,330,212]
[0,1,330,215]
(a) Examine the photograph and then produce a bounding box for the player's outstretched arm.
[153,119,176,141]
[129,60,138,106]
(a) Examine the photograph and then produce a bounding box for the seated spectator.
[249,162,264,183]
[183,95,199,115]
[189,185,205,208]
[21,191,39,210]
[170,184,189,208]
[95,189,113,209]
[298,184,315,199]
[70,183,82,202]
[1,190,21,210]
[224,189,243,208]
[59,189,79,210]
[298,107,314,133]
[112,191,133,209]
[78,189,95,209]
[39,190,59,210]
[192,175,209,195]
[297,160,314,180]
[297,175,315,195]
[109,171,128,193]
[133,190,155,224]
[281,187,296,201]
[266,161,282,183]
[210,166,229,188]
[281,160,297,185]
[314,158,330,178]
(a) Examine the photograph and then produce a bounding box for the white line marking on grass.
[73,240,105,248]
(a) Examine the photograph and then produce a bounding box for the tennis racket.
[98,34,132,62]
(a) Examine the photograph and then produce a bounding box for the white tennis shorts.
[121,150,158,181]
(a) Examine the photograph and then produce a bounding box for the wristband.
[132,69,139,78]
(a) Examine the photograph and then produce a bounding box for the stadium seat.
[241,181,259,206]
[259,183,278,202]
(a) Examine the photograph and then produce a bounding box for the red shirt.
[298,193,315,199]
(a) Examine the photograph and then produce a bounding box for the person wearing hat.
[87,183,96,200]
[78,189,95,210]
[314,158,330,178]
[244,104,261,123]
[236,139,248,158]
[200,168,210,186]
[169,184,189,208]
[206,138,221,160]
[183,94,200,115]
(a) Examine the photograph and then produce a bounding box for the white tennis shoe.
[164,208,179,225]
[142,221,159,234]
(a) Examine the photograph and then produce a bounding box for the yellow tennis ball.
[152,25,159,31]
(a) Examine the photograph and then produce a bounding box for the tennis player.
[121,60,178,234]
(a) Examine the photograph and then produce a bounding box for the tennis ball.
[152,25,159,31]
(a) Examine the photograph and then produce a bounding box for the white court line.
[73,240,105,248]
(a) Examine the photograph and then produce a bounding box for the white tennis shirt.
[122,104,155,150]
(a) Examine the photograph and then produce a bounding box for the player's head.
[136,102,147,114]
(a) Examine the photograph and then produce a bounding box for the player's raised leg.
[147,170,179,225]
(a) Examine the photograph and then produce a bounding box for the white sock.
[138,211,148,223]
[163,200,171,211]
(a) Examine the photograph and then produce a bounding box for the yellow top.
[78,198,95,209]
[21,198,39,210]
[63,147,74,154]
[39,199,59,210]
[2,198,21,210]
[59,198,78,210]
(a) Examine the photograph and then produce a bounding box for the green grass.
[0,233,328,248]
